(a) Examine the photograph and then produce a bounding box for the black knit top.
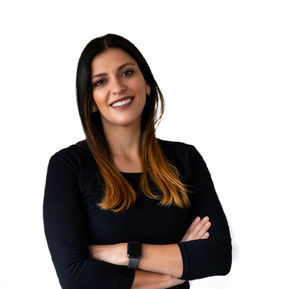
[43,138,232,289]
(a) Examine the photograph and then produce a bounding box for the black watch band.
[127,241,142,269]
[128,257,140,269]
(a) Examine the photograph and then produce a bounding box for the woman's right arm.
[43,152,136,289]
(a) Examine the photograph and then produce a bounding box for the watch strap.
[128,257,140,269]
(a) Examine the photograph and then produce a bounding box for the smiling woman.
[43,33,232,289]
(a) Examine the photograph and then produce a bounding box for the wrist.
[121,243,129,266]
[127,241,142,268]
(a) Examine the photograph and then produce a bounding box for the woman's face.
[91,47,148,130]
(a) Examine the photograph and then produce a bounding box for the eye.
[122,70,134,77]
[94,79,106,87]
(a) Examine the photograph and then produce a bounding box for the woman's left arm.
[175,145,232,280]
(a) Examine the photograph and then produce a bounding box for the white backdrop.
[0,0,299,288]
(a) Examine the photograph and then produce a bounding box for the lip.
[110,96,134,106]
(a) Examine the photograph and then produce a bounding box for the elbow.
[58,279,81,289]
[217,239,232,276]
[53,257,95,289]
[57,272,97,289]
[56,271,87,289]
[179,238,232,280]
[53,256,135,289]
[219,252,232,276]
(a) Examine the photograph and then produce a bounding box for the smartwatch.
[127,241,142,269]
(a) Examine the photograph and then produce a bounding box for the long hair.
[76,33,192,212]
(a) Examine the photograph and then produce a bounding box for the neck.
[103,120,141,159]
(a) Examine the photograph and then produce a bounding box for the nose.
[111,76,126,94]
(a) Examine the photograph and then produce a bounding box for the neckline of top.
[120,171,143,175]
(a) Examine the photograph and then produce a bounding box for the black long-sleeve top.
[43,138,232,289]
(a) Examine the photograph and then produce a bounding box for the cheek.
[93,90,107,105]
[136,82,146,96]
[131,75,146,92]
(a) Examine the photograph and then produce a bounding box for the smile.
[110,97,134,109]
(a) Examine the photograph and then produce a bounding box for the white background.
[0,0,299,288]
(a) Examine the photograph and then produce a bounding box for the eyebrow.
[92,62,136,79]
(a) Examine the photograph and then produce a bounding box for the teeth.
[111,97,132,107]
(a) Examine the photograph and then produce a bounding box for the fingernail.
[196,216,200,222]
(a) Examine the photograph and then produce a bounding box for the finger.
[181,217,200,242]
[185,217,201,234]
[194,221,211,239]
[189,218,210,239]
[181,216,210,242]
[182,217,207,240]
[200,232,209,239]
[196,232,209,239]
[181,217,202,242]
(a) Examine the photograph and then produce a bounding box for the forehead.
[91,47,137,73]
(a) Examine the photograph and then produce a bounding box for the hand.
[88,243,128,266]
[167,276,186,287]
[180,216,211,242]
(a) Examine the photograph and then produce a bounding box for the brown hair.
[76,33,192,212]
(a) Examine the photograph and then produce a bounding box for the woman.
[43,33,232,289]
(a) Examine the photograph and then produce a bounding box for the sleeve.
[177,145,232,280]
[43,153,135,289]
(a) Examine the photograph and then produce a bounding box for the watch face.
[127,241,141,258]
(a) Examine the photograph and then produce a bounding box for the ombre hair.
[76,33,192,212]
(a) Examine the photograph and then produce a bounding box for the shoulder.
[157,137,207,169]
[50,139,90,158]
[49,139,90,161]
[157,137,196,157]
[157,138,202,172]
[47,139,93,175]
